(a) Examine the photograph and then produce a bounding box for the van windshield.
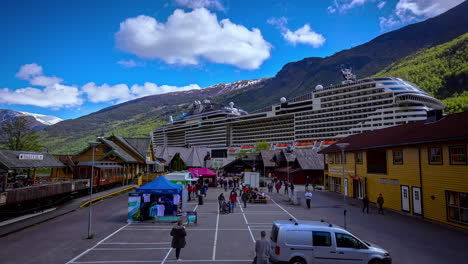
[271,225,279,242]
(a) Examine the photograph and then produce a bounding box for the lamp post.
[87,141,101,239]
[336,142,350,229]
[146,150,151,185]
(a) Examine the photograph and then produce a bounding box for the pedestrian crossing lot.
[66,190,294,264]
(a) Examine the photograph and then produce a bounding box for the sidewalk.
[0,184,136,237]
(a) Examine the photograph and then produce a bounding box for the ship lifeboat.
[295,142,314,149]
[274,143,291,150]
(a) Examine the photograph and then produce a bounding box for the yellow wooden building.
[320,111,468,229]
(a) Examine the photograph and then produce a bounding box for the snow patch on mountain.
[19,111,63,125]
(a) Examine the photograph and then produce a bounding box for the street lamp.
[336,142,350,229]
[87,141,101,239]
[146,150,151,185]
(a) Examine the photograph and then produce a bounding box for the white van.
[270,220,391,264]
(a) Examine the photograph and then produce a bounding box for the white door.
[401,186,410,212]
[412,187,422,215]
[344,178,348,196]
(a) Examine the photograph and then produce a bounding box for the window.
[313,231,331,247]
[355,152,363,164]
[446,191,468,225]
[393,150,403,165]
[335,233,364,249]
[367,149,387,174]
[449,146,467,165]
[428,147,443,165]
[271,225,279,242]
[380,178,387,184]
[391,179,399,185]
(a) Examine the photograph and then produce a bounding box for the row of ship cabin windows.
[328,145,467,166]
[314,83,377,98]
[322,94,391,108]
[320,88,383,103]
[295,102,391,119]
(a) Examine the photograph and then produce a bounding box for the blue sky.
[0,0,463,120]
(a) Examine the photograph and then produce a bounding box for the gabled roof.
[260,150,281,167]
[113,136,149,160]
[98,138,138,163]
[293,149,324,170]
[154,146,210,168]
[320,111,468,153]
[0,150,65,169]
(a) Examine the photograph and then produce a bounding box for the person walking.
[284,181,289,195]
[377,193,385,214]
[218,193,225,211]
[362,195,370,213]
[241,191,249,208]
[229,191,237,213]
[187,185,193,201]
[255,231,271,264]
[170,220,186,261]
[305,190,312,209]
[275,182,281,193]
[224,180,228,192]
[290,183,295,195]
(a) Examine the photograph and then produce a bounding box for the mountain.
[214,0,468,111]
[0,109,62,131]
[372,32,468,114]
[39,78,270,154]
[41,1,468,154]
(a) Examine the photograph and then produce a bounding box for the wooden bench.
[249,198,267,204]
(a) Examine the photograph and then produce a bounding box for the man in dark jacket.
[377,194,385,215]
[241,191,249,208]
[170,220,186,260]
[362,195,370,213]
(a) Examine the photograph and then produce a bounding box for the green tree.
[0,117,43,151]
[171,153,186,171]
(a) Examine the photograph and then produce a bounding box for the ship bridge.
[394,93,444,110]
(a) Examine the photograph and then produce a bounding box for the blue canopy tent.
[136,175,182,194]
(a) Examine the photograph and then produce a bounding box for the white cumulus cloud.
[175,0,225,11]
[379,0,464,31]
[117,59,146,68]
[268,17,325,48]
[283,24,326,48]
[115,8,271,70]
[377,1,386,9]
[82,82,202,104]
[328,0,368,13]
[1,63,204,109]
[0,83,83,108]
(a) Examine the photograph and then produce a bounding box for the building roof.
[0,150,65,169]
[98,138,138,163]
[260,150,281,167]
[154,146,210,168]
[293,149,324,170]
[272,149,324,170]
[320,111,468,153]
[115,136,149,160]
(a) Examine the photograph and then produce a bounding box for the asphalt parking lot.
[66,187,288,264]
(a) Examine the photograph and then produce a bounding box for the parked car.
[270,219,391,264]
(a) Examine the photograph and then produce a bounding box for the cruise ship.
[151,69,444,152]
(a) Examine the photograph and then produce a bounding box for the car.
[269,219,391,264]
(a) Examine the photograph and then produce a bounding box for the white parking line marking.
[247,225,255,243]
[269,197,297,221]
[193,204,199,211]
[65,223,130,264]
[161,248,173,264]
[92,248,170,250]
[212,202,220,260]
[100,242,170,244]
[71,260,253,263]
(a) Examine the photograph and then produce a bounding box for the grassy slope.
[372,33,468,114]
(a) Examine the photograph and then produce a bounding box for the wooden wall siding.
[74,147,107,162]
[324,140,468,229]
[420,141,468,229]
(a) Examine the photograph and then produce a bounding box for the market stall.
[127,176,197,224]
[187,168,217,187]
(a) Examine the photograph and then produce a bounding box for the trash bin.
[198,194,204,205]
